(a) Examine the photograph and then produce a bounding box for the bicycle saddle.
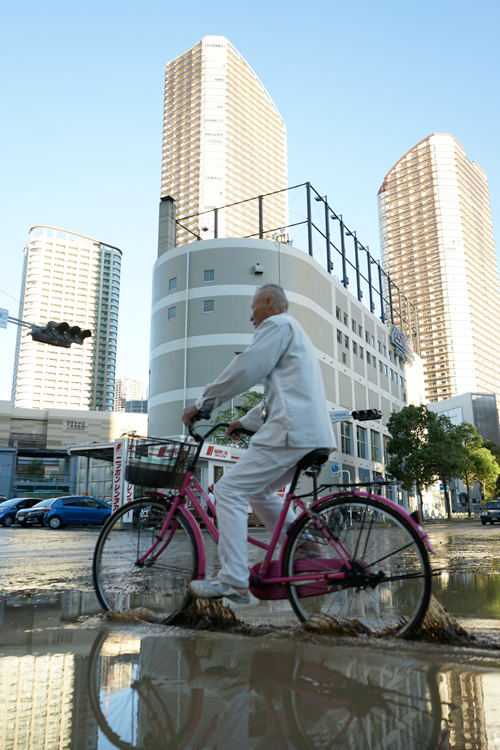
[297,449,330,473]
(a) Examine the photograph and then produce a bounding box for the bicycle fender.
[175,505,207,579]
[306,492,434,554]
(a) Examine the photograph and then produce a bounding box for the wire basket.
[125,437,197,489]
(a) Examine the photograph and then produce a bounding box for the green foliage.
[386,405,465,518]
[456,424,500,515]
[210,390,263,446]
[483,440,500,497]
[26,459,44,476]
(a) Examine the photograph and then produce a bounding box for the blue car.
[43,496,111,529]
[0,497,41,527]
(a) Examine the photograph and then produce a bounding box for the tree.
[210,391,263,446]
[386,405,465,519]
[456,424,500,516]
[26,459,44,477]
[483,440,500,499]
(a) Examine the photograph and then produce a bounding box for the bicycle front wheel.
[282,496,431,637]
[93,497,199,622]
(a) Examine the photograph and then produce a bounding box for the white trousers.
[214,443,312,589]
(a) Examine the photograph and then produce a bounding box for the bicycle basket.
[125,437,197,489]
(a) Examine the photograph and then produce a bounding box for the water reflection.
[89,632,448,749]
[1,588,500,748]
[434,573,500,620]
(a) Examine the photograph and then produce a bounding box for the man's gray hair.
[256,284,289,311]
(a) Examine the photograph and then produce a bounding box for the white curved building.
[149,200,425,495]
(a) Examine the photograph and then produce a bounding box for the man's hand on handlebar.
[182,404,199,427]
[226,420,244,440]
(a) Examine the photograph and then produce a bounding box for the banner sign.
[113,438,134,514]
[329,410,351,424]
[390,324,415,364]
[201,444,231,461]
[0,308,8,329]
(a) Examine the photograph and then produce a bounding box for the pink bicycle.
[92,422,434,637]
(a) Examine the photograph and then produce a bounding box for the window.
[353,341,357,355]
[352,320,356,333]
[344,335,349,348]
[203,269,215,282]
[365,331,369,343]
[358,324,363,337]
[373,356,376,369]
[342,352,347,364]
[343,313,348,326]
[360,346,364,359]
[357,426,367,459]
[384,364,388,376]
[379,360,383,372]
[169,277,177,291]
[341,421,352,455]
[366,352,371,364]
[337,329,342,343]
[371,431,381,462]
[336,307,341,321]
[390,369,394,380]
[371,336,375,347]
[203,300,215,313]
[383,345,387,357]
[168,306,176,320]
[377,340,382,352]
[383,435,389,465]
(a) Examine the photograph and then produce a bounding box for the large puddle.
[2,583,500,748]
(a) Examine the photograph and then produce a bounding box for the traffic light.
[30,321,92,348]
[351,409,383,421]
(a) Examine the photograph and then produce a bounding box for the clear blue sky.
[1,0,499,400]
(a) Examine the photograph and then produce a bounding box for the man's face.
[250,291,272,328]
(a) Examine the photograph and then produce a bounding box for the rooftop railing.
[175,182,419,352]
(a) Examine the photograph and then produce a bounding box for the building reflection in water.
[1,588,500,749]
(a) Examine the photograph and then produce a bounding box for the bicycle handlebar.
[188,420,255,444]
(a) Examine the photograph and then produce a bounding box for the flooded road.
[2,520,500,747]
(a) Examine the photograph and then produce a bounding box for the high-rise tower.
[378,134,500,403]
[12,226,121,411]
[161,35,288,243]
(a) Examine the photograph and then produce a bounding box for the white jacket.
[194,313,336,449]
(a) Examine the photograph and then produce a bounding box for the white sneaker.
[189,578,251,604]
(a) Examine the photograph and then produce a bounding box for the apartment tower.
[12,226,121,411]
[113,377,144,411]
[161,35,288,243]
[378,134,500,403]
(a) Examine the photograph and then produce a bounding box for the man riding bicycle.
[182,283,335,603]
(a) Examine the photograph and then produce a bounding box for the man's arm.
[191,318,290,418]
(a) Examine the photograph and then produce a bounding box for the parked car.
[480,501,500,525]
[44,496,111,529]
[0,498,41,527]
[16,497,58,526]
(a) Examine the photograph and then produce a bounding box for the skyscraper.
[113,377,144,411]
[378,133,500,403]
[161,35,288,243]
[12,226,121,411]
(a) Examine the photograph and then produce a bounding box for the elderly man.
[182,283,335,603]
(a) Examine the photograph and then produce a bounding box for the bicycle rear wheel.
[282,496,431,637]
[93,497,199,622]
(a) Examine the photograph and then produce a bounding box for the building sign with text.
[390,324,415,364]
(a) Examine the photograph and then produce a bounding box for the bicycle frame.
[139,467,434,592]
